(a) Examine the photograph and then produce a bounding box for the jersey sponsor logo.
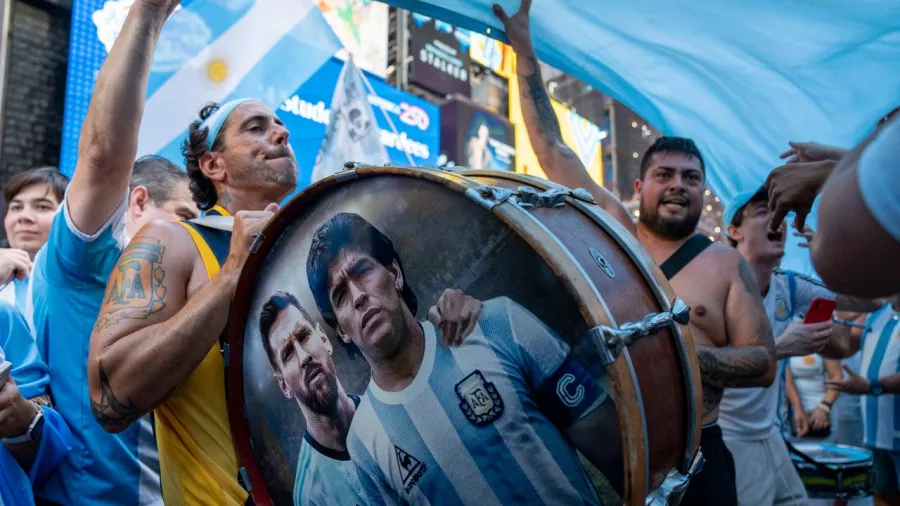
[557,373,585,407]
[455,370,504,426]
[395,445,427,493]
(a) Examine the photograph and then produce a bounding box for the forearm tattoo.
[520,55,578,160]
[696,345,770,389]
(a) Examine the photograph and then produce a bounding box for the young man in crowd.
[719,187,880,505]
[495,1,776,503]
[0,167,68,319]
[0,300,72,505]
[28,0,196,503]
[825,294,900,506]
[258,289,480,506]
[307,212,613,505]
[766,108,900,297]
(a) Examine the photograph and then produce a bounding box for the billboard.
[408,13,471,98]
[439,97,515,171]
[318,0,388,77]
[279,57,440,188]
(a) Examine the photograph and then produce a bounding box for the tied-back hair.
[182,102,226,211]
[639,136,706,179]
[306,213,418,331]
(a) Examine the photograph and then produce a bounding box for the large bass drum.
[224,165,703,506]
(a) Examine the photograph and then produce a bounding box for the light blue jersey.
[860,303,900,451]
[294,414,368,506]
[31,194,161,505]
[347,297,605,505]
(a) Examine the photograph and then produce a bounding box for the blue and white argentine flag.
[100,0,342,163]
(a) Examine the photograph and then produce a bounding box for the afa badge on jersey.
[456,370,504,426]
[775,294,790,321]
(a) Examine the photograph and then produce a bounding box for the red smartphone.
[803,297,837,324]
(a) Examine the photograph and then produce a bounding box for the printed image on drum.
[225,167,628,506]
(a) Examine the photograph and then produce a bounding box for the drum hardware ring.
[515,186,570,209]
[588,298,691,366]
[249,232,265,254]
[465,185,516,210]
[645,448,705,505]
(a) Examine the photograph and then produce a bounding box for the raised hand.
[427,288,483,347]
[779,142,846,164]
[793,227,815,249]
[493,0,533,53]
[765,159,836,233]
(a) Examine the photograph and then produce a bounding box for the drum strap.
[659,234,713,280]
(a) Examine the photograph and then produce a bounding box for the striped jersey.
[293,401,367,506]
[347,296,606,505]
[860,303,900,451]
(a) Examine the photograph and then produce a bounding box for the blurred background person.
[786,353,842,441]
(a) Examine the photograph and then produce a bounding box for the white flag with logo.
[311,59,389,182]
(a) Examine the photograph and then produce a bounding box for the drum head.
[791,442,872,465]
[225,168,625,505]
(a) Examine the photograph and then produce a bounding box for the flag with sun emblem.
[91,0,341,164]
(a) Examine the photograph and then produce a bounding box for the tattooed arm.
[87,222,239,432]
[494,0,635,234]
[696,251,776,393]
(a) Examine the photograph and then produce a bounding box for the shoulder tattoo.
[94,238,168,332]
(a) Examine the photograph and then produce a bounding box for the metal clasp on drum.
[588,298,691,365]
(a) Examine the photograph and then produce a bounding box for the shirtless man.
[494,1,776,504]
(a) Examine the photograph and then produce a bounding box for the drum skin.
[224,166,702,506]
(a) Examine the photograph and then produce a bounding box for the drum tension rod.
[588,298,691,366]
[646,448,705,505]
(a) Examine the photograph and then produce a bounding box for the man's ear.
[129,186,150,215]
[728,224,743,244]
[198,151,227,184]
[389,259,404,292]
[275,372,292,399]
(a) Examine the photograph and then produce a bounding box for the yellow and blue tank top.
[155,205,247,505]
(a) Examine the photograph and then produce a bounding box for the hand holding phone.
[0,361,11,385]
[803,297,837,324]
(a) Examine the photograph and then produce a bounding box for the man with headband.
[84,2,296,503]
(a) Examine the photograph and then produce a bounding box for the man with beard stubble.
[85,1,302,503]
[258,290,482,506]
[495,1,776,503]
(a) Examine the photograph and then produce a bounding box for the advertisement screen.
[440,98,515,171]
[319,0,388,77]
[278,57,440,187]
[408,13,471,98]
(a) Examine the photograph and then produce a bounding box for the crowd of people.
[0,0,898,505]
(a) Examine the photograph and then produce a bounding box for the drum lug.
[514,186,570,209]
[465,185,515,210]
[588,298,691,365]
[335,163,359,182]
[646,449,705,505]
[570,187,596,204]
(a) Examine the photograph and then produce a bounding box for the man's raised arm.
[67,0,179,234]
[493,0,635,233]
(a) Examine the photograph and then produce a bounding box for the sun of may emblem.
[455,370,504,426]
[95,239,167,331]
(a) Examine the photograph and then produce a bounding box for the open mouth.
[767,230,785,243]
[361,307,380,330]
[661,198,688,211]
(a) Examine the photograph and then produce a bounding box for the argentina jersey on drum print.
[346,297,606,505]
